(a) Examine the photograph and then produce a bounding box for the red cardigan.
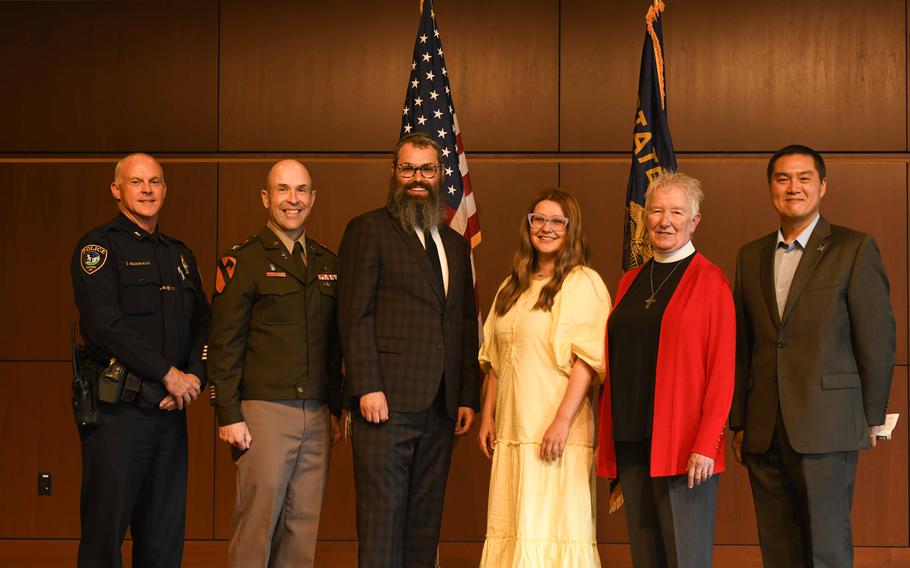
[597,253,736,478]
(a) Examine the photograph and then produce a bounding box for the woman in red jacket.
[597,172,735,567]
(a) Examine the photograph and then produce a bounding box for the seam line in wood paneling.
[557,0,561,153]
[216,0,221,154]
[10,154,910,166]
[211,160,221,539]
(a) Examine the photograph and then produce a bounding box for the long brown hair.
[494,188,589,316]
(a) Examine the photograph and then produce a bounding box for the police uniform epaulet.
[309,238,336,256]
[160,232,186,247]
[229,234,259,252]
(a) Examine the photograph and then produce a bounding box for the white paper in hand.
[876,413,900,440]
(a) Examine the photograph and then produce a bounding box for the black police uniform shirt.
[71,213,211,407]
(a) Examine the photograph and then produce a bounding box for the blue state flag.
[622,1,677,271]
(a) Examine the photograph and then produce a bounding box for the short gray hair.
[645,172,704,217]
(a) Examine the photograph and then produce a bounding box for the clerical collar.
[653,241,695,263]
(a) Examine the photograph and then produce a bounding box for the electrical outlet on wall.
[38,472,52,496]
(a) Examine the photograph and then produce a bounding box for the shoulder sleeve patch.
[215,256,238,294]
[80,244,109,275]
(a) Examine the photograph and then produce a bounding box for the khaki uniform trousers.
[228,399,331,568]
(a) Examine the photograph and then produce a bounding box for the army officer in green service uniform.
[207,159,344,568]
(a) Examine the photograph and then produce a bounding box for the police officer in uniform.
[208,159,343,568]
[71,153,210,567]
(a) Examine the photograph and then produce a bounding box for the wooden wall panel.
[441,431,489,541]
[185,402,216,539]
[854,366,909,546]
[219,0,557,152]
[561,0,906,152]
[433,0,559,151]
[218,1,411,151]
[560,1,654,152]
[0,2,217,152]
[0,363,81,538]
[669,0,907,151]
[0,163,218,361]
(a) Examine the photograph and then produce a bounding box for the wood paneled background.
[1,0,908,565]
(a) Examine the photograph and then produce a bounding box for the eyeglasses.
[528,213,569,232]
[396,163,441,179]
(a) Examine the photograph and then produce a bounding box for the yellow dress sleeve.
[550,266,611,381]
[478,276,510,375]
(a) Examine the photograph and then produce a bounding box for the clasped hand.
[160,367,201,410]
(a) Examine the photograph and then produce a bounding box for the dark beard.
[386,176,446,231]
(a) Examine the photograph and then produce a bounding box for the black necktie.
[292,241,308,277]
[424,229,444,292]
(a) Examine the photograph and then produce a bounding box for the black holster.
[98,360,143,404]
[72,345,101,428]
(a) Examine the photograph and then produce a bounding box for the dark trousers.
[351,387,454,568]
[77,402,188,568]
[744,414,858,568]
[616,441,718,568]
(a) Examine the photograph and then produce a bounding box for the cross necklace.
[645,259,683,309]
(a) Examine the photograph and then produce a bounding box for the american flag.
[400,0,481,249]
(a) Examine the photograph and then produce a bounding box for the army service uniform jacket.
[71,213,210,408]
[207,226,343,425]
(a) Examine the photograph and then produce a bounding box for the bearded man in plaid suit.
[338,132,481,568]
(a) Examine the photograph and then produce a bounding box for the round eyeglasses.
[528,213,569,232]
[396,163,441,179]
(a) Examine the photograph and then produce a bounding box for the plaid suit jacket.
[338,207,481,419]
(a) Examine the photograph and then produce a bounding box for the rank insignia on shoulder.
[179,254,190,277]
[215,256,238,294]
[317,272,338,281]
[231,235,257,251]
[80,244,108,275]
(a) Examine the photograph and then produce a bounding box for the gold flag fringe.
[645,0,668,110]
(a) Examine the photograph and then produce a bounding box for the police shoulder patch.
[80,244,108,275]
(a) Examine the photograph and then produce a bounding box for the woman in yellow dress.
[478,188,610,567]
